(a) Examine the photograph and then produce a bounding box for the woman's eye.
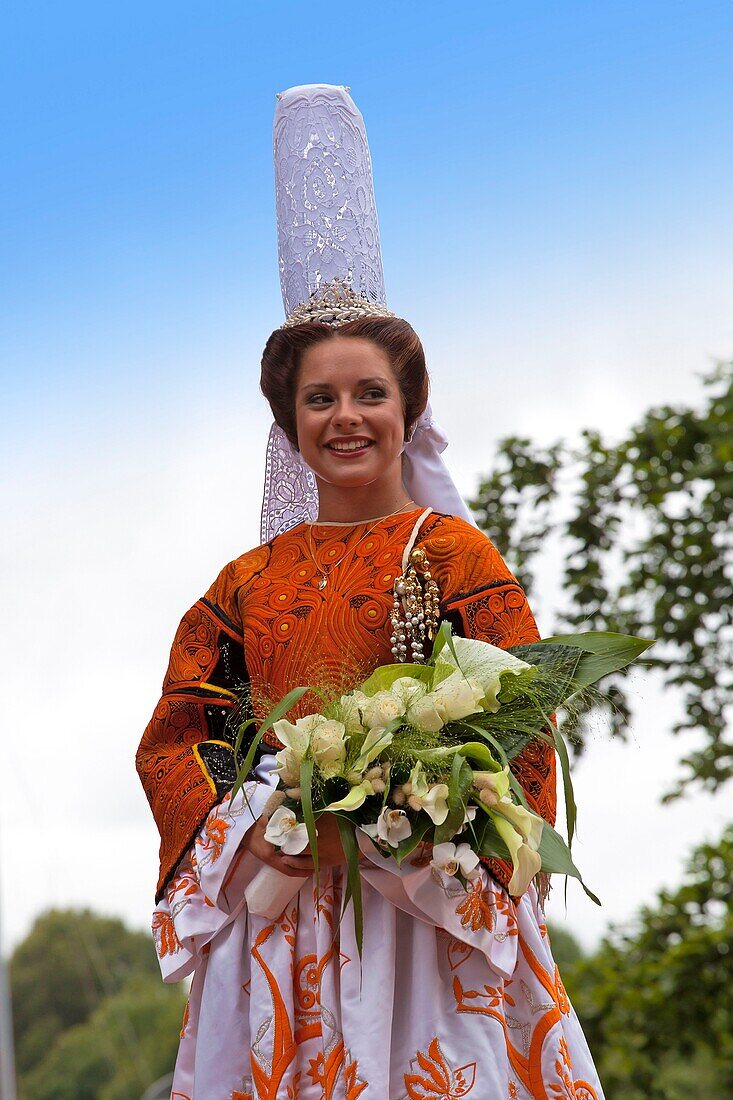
[307,394,332,405]
[362,388,387,400]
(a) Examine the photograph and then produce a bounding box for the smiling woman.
[135,84,605,1099]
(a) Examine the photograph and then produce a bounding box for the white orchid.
[430,841,480,879]
[263,806,310,855]
[363,807,413,848]
[406,762,450,825]
[435,636,532,713]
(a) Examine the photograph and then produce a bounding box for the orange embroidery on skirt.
[308,1039,368,1099]
[152,910,181,958]
[549,1037,599,1099]
[403,1037,477,1098]
[455,881,494,932]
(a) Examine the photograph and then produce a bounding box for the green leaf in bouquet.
[392,814,432,864]
[359,662,434,696]
[496,666,539,704]
[429,620,458,664]
[435,756,475,845]
[335,816,363,960]
[453,741,503,772]
[230,685,309,806]
[299,756,318,880]
[537,821,601,906]
[529,631,655,692]
[473,807,512,860]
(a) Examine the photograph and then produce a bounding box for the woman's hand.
[243,812,346,877]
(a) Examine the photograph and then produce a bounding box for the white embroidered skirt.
[153,786,604,1100]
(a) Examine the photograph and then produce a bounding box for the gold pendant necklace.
[307,500,416,590]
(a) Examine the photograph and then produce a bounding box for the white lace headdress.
[260,83,474,542]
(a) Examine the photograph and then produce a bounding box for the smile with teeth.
[326,439,374,453]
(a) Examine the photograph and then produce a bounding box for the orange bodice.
[137,510,556,900]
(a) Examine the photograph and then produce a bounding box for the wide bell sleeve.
[136,545,271,902]
[424,516,557,893]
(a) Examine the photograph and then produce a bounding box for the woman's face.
[295,336,406,493]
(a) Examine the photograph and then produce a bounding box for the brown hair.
[260,316,429,448]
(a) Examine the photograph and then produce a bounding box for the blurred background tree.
[10,909,185,1100]
[472,361,732,1096]
[471,362,732,796]
[563,826,733,1099]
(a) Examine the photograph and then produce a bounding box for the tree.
[10,908,162,1075]
[471,362,732,796]
[562,826,733,1099]
[21,975,185,1100]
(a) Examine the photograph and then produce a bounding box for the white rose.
[406,692,444,732]
[339,692,368,736]
[359,690,406,730]
[311,719,347,778]
[430,671,484,723]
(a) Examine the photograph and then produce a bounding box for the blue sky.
[3,0,732,421]
[2,2,733,950]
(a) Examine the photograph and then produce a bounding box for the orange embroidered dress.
[137,511,604,1100]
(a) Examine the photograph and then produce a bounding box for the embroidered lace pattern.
[274,84,388,317]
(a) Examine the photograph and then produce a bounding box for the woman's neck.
[315,479,414,524]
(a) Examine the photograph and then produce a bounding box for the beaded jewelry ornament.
[390,547,441,663]
[389,508,440,663]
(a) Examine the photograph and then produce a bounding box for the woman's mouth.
[324,439,375,455]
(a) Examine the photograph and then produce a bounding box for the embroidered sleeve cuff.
[192,741,240,799]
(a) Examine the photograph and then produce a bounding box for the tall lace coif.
[260,84,475,542]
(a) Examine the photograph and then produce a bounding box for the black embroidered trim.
[201,596,241,637]
[442,578,523,610]
[196,742,239,799]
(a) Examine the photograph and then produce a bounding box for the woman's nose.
[331,401,362,428]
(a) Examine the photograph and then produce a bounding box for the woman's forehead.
[298,337,396,388]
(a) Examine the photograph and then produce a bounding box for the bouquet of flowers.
[234,625,652,946]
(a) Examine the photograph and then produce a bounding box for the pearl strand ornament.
[389,546,441,663]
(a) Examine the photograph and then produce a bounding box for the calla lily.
[435,636,532,713]
[494,796,544,852]
[351,725,394,772]
[491,812,542,896]
[407,763,450,825]
[324,780,374,812]
[473,766,511,799]
[263,806,310,855]
[431,841,480,879]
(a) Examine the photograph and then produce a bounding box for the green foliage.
[10,908,161,1074]
[10,908,185,1100]
[471,362,732,794]
[563,826,733,1099]
[546,922,584,971]
[21,975,185,1100]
